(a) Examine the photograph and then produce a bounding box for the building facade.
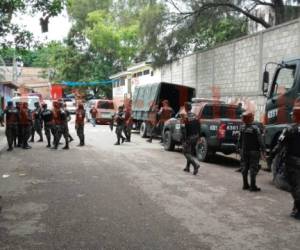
[110,62,161,107]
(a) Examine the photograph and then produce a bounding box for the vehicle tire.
[271,151,291,192]
[196,137,211,162]
[163,130,175,151]
[140,122,147,138]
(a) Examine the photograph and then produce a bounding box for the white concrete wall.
[161,18,300,120]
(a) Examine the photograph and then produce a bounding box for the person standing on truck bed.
[158,100,174,143]
[147,103,159,143]
[181,102,201,175]
[268,106,300,220]
[238,111,266,192]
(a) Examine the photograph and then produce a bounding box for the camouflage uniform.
[4,103,19,151]
[41,105,53,147]
[75,106,85,146]
[31,103,43,142]
[269,124,300,219]
[53,106,69,149]
[182,107,201,175]
[238,123,265,191]
[19,103,32,149]
[113,108,126,145]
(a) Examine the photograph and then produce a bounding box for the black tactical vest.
[242,125,260,152]
[286,125,300,158]
[41,109,53,123]
[185,112,200,138]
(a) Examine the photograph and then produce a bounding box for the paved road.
[0,120,299,250]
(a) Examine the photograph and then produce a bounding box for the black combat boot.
[242,174,250,190]
[290,202,298,217]
[63,142,69,150]
[250,175,261,192]
[7,147,13,152]
[121,136,125,144]
[30,135,34,142]
[147,138,152,143]
[183,162,190,172]
[193,163,200,176]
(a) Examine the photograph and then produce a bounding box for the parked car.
[63,97,76,114]
[12,96,40,111]
[86,99,115,124]
[163,98,243,161]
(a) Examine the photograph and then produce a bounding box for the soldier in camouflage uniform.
[268,106,300,220]
[75,103,85,146]
[113,105,126,145]
[4,101,19,151]
[19,102,32,149]
[238,111,266,192]
[41,103,53,148]
[31,102,43,142]
[181,102,201,175]
[52,101,69,150]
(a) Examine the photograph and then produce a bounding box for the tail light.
[217,123,227,139]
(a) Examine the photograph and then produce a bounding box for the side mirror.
[262,71,269,94]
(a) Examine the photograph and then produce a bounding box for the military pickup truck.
[163,98,243,161]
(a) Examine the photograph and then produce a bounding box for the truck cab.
[262,59,300,190]
[262,59,300,152]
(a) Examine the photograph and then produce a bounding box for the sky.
[12,9,72,43]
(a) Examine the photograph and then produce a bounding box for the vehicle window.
[98,101,114,109]
[143,70,150,75]
[191,104,202,117]
[273,65,296,96]
[201,105,242,119]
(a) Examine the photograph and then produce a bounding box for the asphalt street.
[0,120,299,250]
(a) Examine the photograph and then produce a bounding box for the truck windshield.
[272,65,296,96]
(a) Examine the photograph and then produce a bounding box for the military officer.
[268,106,300,220]
[75,103,85,146]
[4,101,19,151]
[181,102,201,175]
[113,105,126,145]
[147,103,159,143]
[124,100,133,142]
[15,102,23,147]
[52,101,69,150]
[19,102,32,149]
[41,103,53,148]
[31,102,43,142]
[238,111,266,192]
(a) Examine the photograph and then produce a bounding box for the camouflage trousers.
[183,136,199,170]
[286,157,300,210]
[54,124,69,147]
[241,151,260,177]
[21,125,32,147]
[31,120,43,141]
[116,124,125,143]
[5,124,17,149]
[44,123,53,146]
[76,124,84,145]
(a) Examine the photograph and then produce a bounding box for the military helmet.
[242,111,254,124]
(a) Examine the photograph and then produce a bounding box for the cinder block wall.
[161,18,300,120]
